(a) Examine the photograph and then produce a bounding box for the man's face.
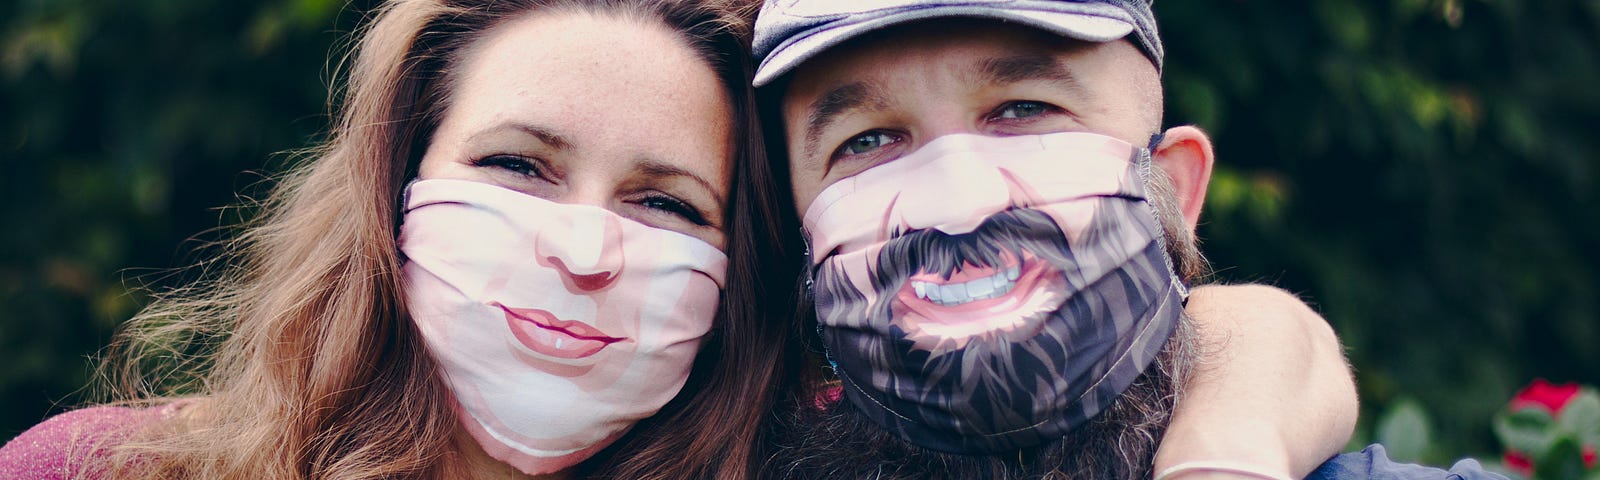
[781,19,1168,353]
[777,19,1187,447]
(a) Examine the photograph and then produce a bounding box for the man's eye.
[638,194,711,227]
[836,131,901,157]
[471,154,548,179]
[994,101,1054,120]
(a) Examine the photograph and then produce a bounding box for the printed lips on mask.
[803,132,1186,454]
[862,208,1077,348]
[400,179,726,475]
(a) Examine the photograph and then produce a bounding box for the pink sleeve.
[0,406,161,479]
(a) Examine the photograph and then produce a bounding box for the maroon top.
[0,404,175,479]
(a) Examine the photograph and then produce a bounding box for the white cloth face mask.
[400,178,727,475]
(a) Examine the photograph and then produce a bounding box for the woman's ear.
[1151,125,1216,233]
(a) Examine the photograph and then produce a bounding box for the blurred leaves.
[1164,0,1600,459]
[1376,398,1435,464]
[1497,407,1559,457]
[0,0,369,437]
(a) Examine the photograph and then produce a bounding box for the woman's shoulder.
[0,403,182,480]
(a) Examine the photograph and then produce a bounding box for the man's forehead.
[788,20,1074,88]
[784,24,1087,107]
[779,23,1109,147]
[775,20,1161,142]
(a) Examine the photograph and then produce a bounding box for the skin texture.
[1159,284,1359,479]
[780,19,1356,478]
[414,10,734,480]
[418,11,733,249]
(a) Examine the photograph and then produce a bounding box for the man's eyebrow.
[636,159,723,204]
[977,54,1081,88]
[803,81,889,160]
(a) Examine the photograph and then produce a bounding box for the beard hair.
[764,316,1195,480]
[818,201,1174,443]
[769,167,1208,479]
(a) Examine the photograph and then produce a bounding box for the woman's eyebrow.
[469,121,573,150]
[636,159,724,204]
[803,81,890,160]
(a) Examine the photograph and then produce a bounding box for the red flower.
[1503,379,1598,474]
[1504,450,1534,477]
[1510,379,1582,414]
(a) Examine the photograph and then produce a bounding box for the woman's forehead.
[443,11,735,184]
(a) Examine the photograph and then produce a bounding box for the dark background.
[2,0,1595,467]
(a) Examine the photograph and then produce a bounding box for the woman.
[0,0,797,478]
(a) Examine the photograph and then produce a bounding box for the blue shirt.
[1309,444,1509,480]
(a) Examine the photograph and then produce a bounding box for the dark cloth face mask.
[802,132,1186,454]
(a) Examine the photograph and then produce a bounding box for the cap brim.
[754,7,1134,87]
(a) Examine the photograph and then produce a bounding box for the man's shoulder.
[1309,444,1510,480]
[0,404,171,479]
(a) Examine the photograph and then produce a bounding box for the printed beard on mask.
[804,132,1184,454]
[400,179,726,475]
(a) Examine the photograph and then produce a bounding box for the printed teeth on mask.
[912,266,1021,306]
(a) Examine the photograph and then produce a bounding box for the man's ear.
[1151,125,1215,233]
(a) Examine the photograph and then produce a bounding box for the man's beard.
[766,323,1192,480]
[812,200,1179,449]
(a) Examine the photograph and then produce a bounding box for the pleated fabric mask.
[804,132,1185,454]
[400,179,726,474]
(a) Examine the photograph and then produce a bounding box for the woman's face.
[408,9,733,463]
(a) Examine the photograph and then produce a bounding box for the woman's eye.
[994,101,1054,120]
[836,131,901,157]
[638,194,711,227]
[471,154,547,179]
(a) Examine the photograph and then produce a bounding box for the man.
[751,1,1500,478]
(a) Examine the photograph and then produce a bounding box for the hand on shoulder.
[1157,284,1359,479]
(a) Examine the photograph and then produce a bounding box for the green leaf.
[1534,436,1587,480]
[1495,407,1557,456]
[1376,399,1433,463]
[1559,390,1600,447]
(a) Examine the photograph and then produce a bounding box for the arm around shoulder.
[1155,284,1359,479]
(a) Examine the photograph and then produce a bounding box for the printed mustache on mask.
[872,209,1075,309]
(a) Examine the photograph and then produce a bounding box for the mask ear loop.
[395,178,423,260]
[801,228,815,290]
[1138,133,1190,305]
[799,228,844,377]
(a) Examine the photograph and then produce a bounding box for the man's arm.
[1154,284,1359,479]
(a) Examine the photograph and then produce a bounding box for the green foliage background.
[2,0,1596,464]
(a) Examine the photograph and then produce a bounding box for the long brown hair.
[98,0,797,478]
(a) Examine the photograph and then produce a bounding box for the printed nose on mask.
[892,149,1012,237]
[536,211,626,292]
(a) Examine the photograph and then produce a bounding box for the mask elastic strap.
[1136,133,1190,303]
[799,229,845,376]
